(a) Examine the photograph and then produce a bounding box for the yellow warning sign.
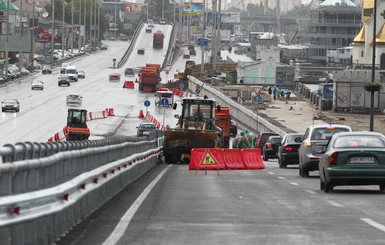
[200,149,219,166]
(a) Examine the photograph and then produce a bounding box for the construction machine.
[174,61,196,81]
[66,108,90,141]
[163,97,229,164]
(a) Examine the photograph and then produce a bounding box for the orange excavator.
[66,109,90,141]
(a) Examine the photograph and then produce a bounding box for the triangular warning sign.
[200,149,219,166]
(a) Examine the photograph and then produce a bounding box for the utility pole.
[90,0,93,47]
[93,0,96,47]
[97,1,100,47]
[18,0,23,70]
[78,0,81,52]
[71,2,74,53]
[51,0,55,64]
[200,0,205,74]
[370,0,377,132]
[62,0,65,58]
[114,0,116,38]
[83,0,86,52]
[5,0,10,79]
[211,0,217,71]
[178,0,183,43]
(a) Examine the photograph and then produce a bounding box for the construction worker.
[244,130,254,148]
[236,131,250,149]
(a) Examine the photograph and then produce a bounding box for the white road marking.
[278,176,286,180]
[306,190,317,194]
[269,172,275,175]
[290,182,299,186]
[361,218,385,233]
[102,165,172,245]
[327,200,344,207]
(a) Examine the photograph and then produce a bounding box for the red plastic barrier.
[189,148,226,170]
[124,81,134,89]
[174,88,180,96]
[222,149,245,169]
[138,110,144,118]
[106,108,115,116]
[241,149,265,169]
[143,86,152,92]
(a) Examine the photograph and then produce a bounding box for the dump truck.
[174,61,196,81]
[139,64,161,92]
[163,97,228,164]
[66,108,90,141]
[153,32,165,48]
[215,107,231,148]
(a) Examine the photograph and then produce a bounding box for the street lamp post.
[78,0,81,52]
[62,0,65,58]
[5,0,10,79]
[370,0,377,132]
[51,0,55,64]
[162,0,164,19]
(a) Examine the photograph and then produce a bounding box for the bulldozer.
[163,96,225,164]
[66,108,90,141]
[174,61,196,81]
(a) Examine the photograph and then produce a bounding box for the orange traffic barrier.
[222,149,244,169]
[107,108,115,116]
[189,148,226,170]
[143,86,152,92]
[124,81,134,89]
[241,148,265,169]
[138,110,144,118]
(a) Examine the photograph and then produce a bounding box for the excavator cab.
[66,108,90,141]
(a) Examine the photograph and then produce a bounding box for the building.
[297,0,361,66]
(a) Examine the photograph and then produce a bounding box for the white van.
[65,66,78,82]
[61,62,71,74]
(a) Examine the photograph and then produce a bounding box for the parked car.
[188,45,195,50]
[2,99,20,112]
[148,24,154,28]
[159,18,166,25]
[145,28,152,33]
[230,120,238,137]
[298,124,352,177]
[100,44,107,50]
[0,76,7,83]
[255,132,280,153]
[125,68,135,76]
[262,136,283,161]
[137,48,145,55]
[42,65,52,74]
[31,80,44,90]
[189,49,196,56]
[137,122,157,137]
[58,74,71,86]
[319,131,385,193]
[277,133,304,168]
[109,73,121,81]
[20,67,30,75]
[77,69,85,78]
[183,53,190,59]
[66,93,82,107]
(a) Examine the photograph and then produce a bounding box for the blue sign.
[144,100,150,107]
[179,83,184,89]
[113,58,116,62]
[161,98,169,106]
[157,77,162,82]
[254,96,261,103]
[196,89,201,94]
[197,38,208,46]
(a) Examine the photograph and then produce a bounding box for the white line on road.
[269,172,275,175]
[306,190,317,194]
[327,200,344,207]
[102,165,172,245]
[278,176,286,180]
[361,218,385,233]
[290,182,299,186]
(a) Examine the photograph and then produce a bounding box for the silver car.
[2,99,20,112]
[66,93,83,107]
[298,124,352,177]
[31,80,44,90]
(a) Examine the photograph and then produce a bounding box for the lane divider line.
[278,177,286,180]
[268,172,275,175]
[290,182,299,186]
[327,200,344,207]
[102,165,172,245]
[361,218,385,233]
[306,190,317,194]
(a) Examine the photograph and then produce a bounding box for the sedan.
[278,133,304,168]
[100,44,107,50]
[319,131,385,193]
[31,80,44,90]
[2,99,20,112]
[262,136,283,161]
[125,68,135,76]
[42,65,52,74]
[137,123,157,137]
[66,93,82,107]
[137,48,145,55]
[77,69,85,78]
[58,74,71,86]
[109,73,121,81]
[183,53,190,59]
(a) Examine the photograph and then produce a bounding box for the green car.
[319,131,385,193]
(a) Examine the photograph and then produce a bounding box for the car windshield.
[4,99,17,104]
[142,124,155,129]
[68,94,80,98]
[59,75,68,78]
[269,137,282,144]
[334,135,385,148]
[287,135,303,143]
[311,127,350,140]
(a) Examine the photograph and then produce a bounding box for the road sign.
[113,58,116,62]
[179,83,184,89]
[196,89,201,94]
[144,100,150,107]
[157,77,162,82]
[161,98,169,106]
[197,38,208,46]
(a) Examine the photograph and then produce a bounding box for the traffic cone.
[108,108,115,116]
[138,110,144,118]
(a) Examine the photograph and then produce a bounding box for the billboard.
[183,2,203,15]
[124,4,142,14]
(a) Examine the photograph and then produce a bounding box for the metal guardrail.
[163,22,178,69]
[117,21,144,68]
[0,134,163,244]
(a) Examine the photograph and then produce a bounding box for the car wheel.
[303,168,309,178]
[299,164,303,177]
[2,109,4,112]
[380,184,385,193]
[279,158,287,168]
[320,178,325,190]
[324,181,333,193]
[264,154,269,161]
[58,83,60,86]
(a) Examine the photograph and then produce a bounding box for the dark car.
[58,74,71,86]
[137,123,157,137]
[189,49,196,56]
[277,133,304,168]
[125,68,135,76]
[230,120,237,137]
[2,99,20,112]
[137,48,145,55]
[319,131,385,193]
[145,28,152,33]
[255,132,280,153]
[42,65,52,74]
[262,136,283,161]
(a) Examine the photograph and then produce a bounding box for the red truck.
[153,32,165,48]
[139,64,161,92]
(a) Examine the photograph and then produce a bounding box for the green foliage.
[364,82,383,92]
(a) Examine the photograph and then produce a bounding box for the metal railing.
[117,21,144,68]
